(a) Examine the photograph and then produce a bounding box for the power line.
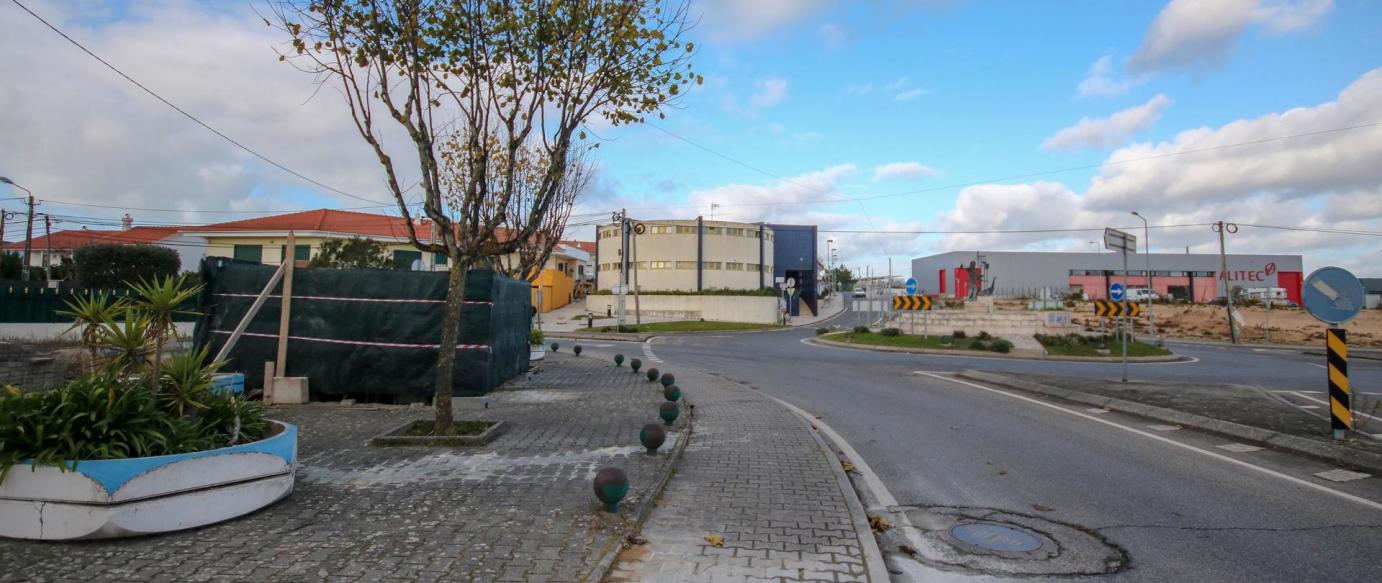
[37,198,394,215]
[8,0,391,207]
[818,223,1214,235]
[1236,223,1382,237]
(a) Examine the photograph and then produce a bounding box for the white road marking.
[593,344,614,348]
[913,372,1382,513]
[1147,424,1181,431]
[1217,443,1264,453]
[1315,469,1371,483]
[804,338,1200,365]
[1291,392,1382,425]
[1085,407,1110,415]
[642,339,663,363]
[1309,363,1328,369]
[1298,405,1322,409]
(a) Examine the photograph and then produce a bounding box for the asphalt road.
[624,309,1382,582]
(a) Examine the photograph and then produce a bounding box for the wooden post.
[213,262,286,363]
[274,231,297,398]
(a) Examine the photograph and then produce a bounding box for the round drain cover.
[950,522,1043,552]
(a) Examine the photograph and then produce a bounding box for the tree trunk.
[433,263,468,434]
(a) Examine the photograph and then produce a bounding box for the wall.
[531,267,575,313]
[202,236,451,271]
[584,294,779,324]
[0,341,74,390]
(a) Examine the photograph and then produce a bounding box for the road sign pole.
[1327,328,1350,440]
[1122,249,1129,382]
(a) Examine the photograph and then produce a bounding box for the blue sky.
[2,0,1380,274]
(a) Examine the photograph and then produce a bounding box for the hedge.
[73,244,180,288]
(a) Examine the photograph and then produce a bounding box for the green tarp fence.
[0,282,197,323]
[192,257,531,399]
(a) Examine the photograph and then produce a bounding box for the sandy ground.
[1072,302,1382,347]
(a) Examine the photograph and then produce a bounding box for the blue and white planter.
[0,421,297,541]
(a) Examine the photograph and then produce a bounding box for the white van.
[1125,288,1160,301]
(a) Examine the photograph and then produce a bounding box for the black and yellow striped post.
[1327,328,1351,439]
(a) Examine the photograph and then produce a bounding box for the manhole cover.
[950,522,1043,552]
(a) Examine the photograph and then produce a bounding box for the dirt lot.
[1075,302,1382,347]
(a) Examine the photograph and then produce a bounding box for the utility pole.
[43,214,52,282]
[1131,211,1155,337]
[1213,221,1239,344]
[631,220,641,326]
[614,209,629,330]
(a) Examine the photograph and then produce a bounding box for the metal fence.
[0,282,198,323]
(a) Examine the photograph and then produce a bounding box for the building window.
[726,262,743,271]
[434,252,448,266]
[676,225,697,234]
[748,263,760,271]
[393,250,422,270]
[651,225,672,234]
[233,244,263,264]
[704,261,721,270]
[280,244,311,263]
[649,261,672,269]
[704,226,719,235]
[724,228,743,237]
[675,261,697,269]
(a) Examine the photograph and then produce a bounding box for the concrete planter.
[0,420,297,541]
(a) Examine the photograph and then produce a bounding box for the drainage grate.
[950,522,1044,552]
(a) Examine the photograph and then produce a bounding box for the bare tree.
[272,0,696,432]
[487,145,592,281]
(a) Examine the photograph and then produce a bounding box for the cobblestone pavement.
[604,353,880,582]
[0,353,680,583]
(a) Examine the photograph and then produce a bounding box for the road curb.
[954,370,1382,475]
[1167,337,1382,359]
[810,335,1185,363]
[582,394,695,583]
[711,376,893,583]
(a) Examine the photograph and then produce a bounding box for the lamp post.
[826,239,835,296]
[0,177,34,282]
[1131,211,1155,337]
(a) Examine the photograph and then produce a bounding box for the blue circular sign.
[1302,266,1364,325]
[1109,282,1125,301]
[905,277,918,295]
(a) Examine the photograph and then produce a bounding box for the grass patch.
[403,420,495,437]
[1036,333,1171,357]
[825,331,1012,353]
[599,321,783,332]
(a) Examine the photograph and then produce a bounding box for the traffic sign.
[892,295,932,311]
[1093,299,1140,318]
[1302,266,1365,325]
[1109,282,1126,302]
[905,277,918,295]
[1103,228,1137,253]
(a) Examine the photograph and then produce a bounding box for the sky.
[1,0,1380,276]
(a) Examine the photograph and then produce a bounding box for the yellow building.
[595,219,775,292]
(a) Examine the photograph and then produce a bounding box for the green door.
[233,245,263,264]
[393,250,422,270]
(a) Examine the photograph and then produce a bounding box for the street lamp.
[0,176,34,282]
[1131,211,1155,336]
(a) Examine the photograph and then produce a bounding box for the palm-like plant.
[128,275,203,393]
[160,346,226,418]
[57,292,126,373]
[97,312,154,377]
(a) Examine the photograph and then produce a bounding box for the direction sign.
[1103,228,1137,253]
[1303,266,1365,325]
[1094,299,1141,318]
[892,295,932,311]
[1109,282,1126,302]
[905,277,918,295]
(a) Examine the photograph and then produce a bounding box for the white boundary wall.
[584,295,778,324]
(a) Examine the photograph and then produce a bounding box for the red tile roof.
[185,208,520,243]
[2,226,182,251]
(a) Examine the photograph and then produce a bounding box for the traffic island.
[0,353,690,582]
[956,370,1382,475]
[813,331,1184,362]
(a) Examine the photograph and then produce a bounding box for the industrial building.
[910,251,1305,304]
[594,219,820,315]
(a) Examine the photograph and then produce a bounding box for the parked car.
[1126,288,1160,301]
[851,289,867,298]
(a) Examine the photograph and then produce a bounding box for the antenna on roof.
[122,213,133,230]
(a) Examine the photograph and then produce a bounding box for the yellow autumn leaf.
[704,535,724,547]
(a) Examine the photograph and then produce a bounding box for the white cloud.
[820,22,848,50]
[894,88,930,102]
[1128,0,1333,73]
[1041,94,1173,151]
[695,0,833,43]
[0,2,410,227]
[939,68,1382,276]
[846,83,874,96]
[749,78,790,108]
[873,162,939,182]
[1077,55,1143,98]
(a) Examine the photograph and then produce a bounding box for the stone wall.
[0,341,75,390]
[583,294,779,324]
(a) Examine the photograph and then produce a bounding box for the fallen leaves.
[898,544,918,557]
[704,534,724,547]
[621,535,647,549]
[1032,503,1054,512]
[868,514,892,532]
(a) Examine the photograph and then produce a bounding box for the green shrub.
[977,331,992,340]
[880,328,901,337]
[530,328,545,346]
[853,326,870,334]
[952,330,967,339]
[72,244,180,288]
[989,339,1013,353]
[968,339,989,351]
[815,327,831,336]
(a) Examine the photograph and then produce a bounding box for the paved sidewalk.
[790,296,846,327]
[0,354,677,583]
[604,355,882,582]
